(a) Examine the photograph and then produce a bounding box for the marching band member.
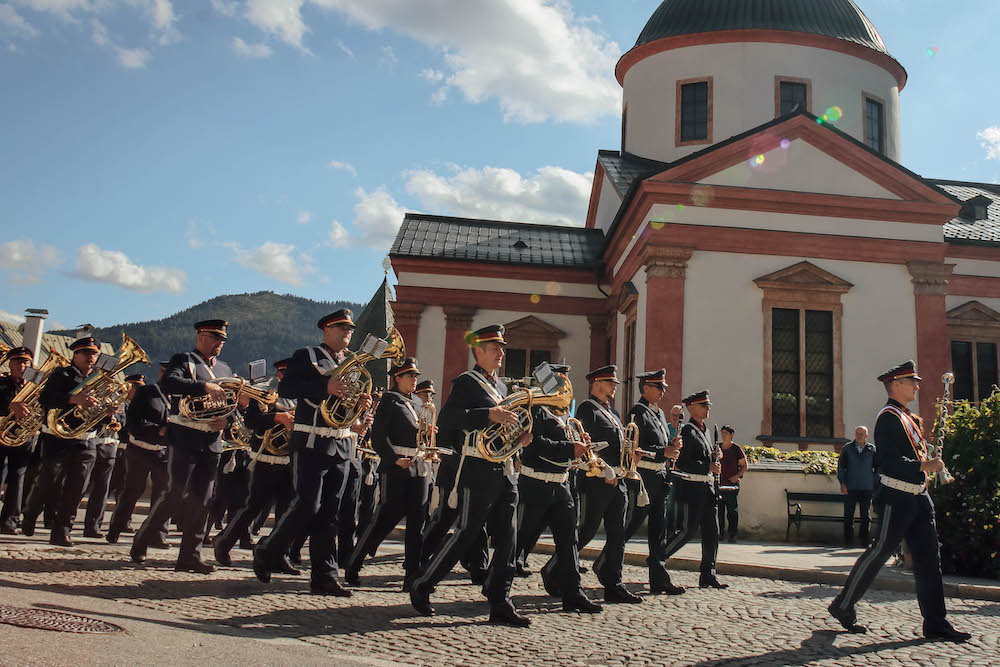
[344,357,430,591]
[23,335,103,546]
[515,363,603,613]
[253,309,372,596]
[624,369,683,594]
[214,358,297,570]
[131,319,239,573]
[660,390,727,591]
[414,380,435,405]
[410,325,531,626]
[0,347,34,534]
[107,363,170,545]
[829,361,970,642]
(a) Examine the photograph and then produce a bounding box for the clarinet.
[932,373,956,486]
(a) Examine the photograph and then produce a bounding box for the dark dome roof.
[635,0,890,56]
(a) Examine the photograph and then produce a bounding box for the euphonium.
[223,410,254,451]
[566,416,614,479]
[0,348,70,447]
[320,328,405,429]
[46,333,151,440]
[475,370,574,463]
[932,373,957,486]
[261,409,294,456]
[178,378,277,422]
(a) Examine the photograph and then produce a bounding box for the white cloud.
[0,309,25,325]
[335,38,353,59]
[350,186,406,249]
[420,68,444,83]
[232,35,272,58]
[245,0,310,53]
[979,126,1000,160]
[0,238,61,284]
[405,164,591,226]
[227,241,315,286]
[210,0,239,17]
[74,243,187,293]
[328,220,349,247]
[327,159,357,176]
[379,43,397,70]
[114,44,150,67]
[185,220,206,249]
[297,209,312,224]
[0,4,39,37]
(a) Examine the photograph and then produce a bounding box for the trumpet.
[932,373,956,486]
[621,415,650,506]
[178,377,277,423]
[566,417,614,480]
[320,328,405,428]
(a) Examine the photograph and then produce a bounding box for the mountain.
[55,291,364,380]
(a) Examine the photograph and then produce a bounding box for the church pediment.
[503,315,567,340]
[947,301,1000,325]
[754,261,854,294]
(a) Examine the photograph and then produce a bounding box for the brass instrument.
[261,409,294,457]
[413,399,442,477]
[0,342,10,358]
[46,333,151,440]
[0,348,70,447]
[566,416,614,479]
[320,328,405,428]
[621,416,651,506]
[178,377,277,423]
[932,373,956,486]
[223,410,254,451]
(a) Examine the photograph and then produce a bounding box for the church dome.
[635,0,890,56]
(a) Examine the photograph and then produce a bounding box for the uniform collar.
[192,348,216,368]
[688,416,706,432]
[589,394,612,410]
[321,343,345,363]
[887,398,910,414]
[473,365,497,387]
[638,396,659,413]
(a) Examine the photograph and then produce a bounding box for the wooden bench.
[785,490,847,541]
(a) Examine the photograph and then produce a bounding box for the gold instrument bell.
[319,328,405,429]
[0,348,71,447]
[178,377,277,422]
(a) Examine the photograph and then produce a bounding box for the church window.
[503,348,552,380]
[951,342,999,403]
[864,94,885,154]
[676,77,713,146]
[775,77,811,117]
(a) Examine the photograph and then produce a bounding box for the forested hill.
[55,291,362,380]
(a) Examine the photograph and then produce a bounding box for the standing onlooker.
[837,426,877,546]
[717,425,747,543]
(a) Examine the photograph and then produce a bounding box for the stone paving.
[1,535,998,666]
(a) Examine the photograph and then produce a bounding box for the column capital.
[643,244,694,279]
[392,301,425,325]
[587,312,610,330]
[442,305,477,331]
[906,260,956,296]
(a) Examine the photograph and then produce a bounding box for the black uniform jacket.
[39,363,92,448]
[675,418,715,502]
[163,350,233,454]
[125,383,170,459]
[574,396,624,469]
[371,390,420,474]
[520,405,576,475]
[278,344,352,459]
[627,397,671,467]
[244,395,295,441]
[874,398,929,502]
[0,374,25,416]
[437,365,508,474]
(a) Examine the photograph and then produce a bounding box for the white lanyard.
[585,398,624,440]
[463,370,504,405]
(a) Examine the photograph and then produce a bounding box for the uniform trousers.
[84,441,118,533]
[337,460,362,563]
[134,446,220,562]
[420,463,488,574]
[210,452,250,530]
[23,439,97,540]
[0,446,30,528]
[623,469,672,586]
[516,476,582,598]
[258,446,350,584]
[216,461,293,554]
[833,491,947,628]
[662,483,719,577]
[357,458,378,538]
[346,469,429,576]
[109,444,128,499]
[108,446,168,540]
[415,459,517,605]
[547,475,627,587]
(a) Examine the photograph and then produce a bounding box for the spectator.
[717,425,747,543]
[837,426,877,546]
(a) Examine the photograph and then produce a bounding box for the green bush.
[932,388,1000,579]
[744,445,839,476]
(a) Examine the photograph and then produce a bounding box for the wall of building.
[622,41,901,164]
[594,172,623,234]
[739,466,844,542]
[396,272,605,299]
[415,306,447,401]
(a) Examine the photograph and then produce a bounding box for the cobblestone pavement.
[1,537,998,666]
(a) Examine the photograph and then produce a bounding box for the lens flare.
[825,106,844,122]
[529,294,541,304]
[650,218,666,230]
[780,139,791,149]
[748,154,766,168]
[927,46,939,57]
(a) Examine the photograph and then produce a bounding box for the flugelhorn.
[621,415,650,506]
[0,348,70,447]
[178,378,277,423]
[566,416,614,480]
[414,399,441,477]
[320,328,405,429]
[932,373,956,486]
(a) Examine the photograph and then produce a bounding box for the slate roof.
[390,214,604,269]
[352,277,394,390]
[635,0,890,56]
[598,150,671,198]
[0,321,117,374]
[932,181,1000,246]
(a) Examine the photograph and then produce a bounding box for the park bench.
[785,490,847,541]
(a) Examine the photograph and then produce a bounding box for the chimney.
[22,309,48,361]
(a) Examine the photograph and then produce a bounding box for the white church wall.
[396,272,605,299]
[681,252,917,443]
[623,41,901,165]
[946,295,1000,314]
[416,306,447,401]
[947,257,1000,278]
[594,172,623,234]
[634,265,648,376]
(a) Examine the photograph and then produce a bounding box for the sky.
[1,0,998,330]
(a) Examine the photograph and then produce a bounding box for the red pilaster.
[587,312,611,370]
[907,260,955,435]
[642,244,693,409]
[392,302,425,358]
[441,306,477,402]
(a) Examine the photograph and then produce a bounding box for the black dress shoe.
[83,528,104,539]
[828,601,867,634]
[105,530,120,544]
[277,556,301,575]
[311,579,352,597]
[604,586,642,604]
[469,570,487,586]
[514,564,531,578]
[130,544,146,564]
[50,533,74,547]
[213,542,232,567]
[344,569,361,586]
[289,551,302,566]
[202,534,213,546]
[253,550,272,583]
[402,576,414,593]
[540,563,562,598]
[239,536,254,550]
[0,522,17,535]
[650,583,686,595]
[410,585,435,616]
[924,623,971,643]
[176,559,215,574]
[578,565,588,573]
[562,595,603,613]
[699,577,729,589]
[21,517,36,537]
[489,604,531,628]
[149,539,171,550]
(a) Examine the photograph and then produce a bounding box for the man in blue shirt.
[837,425,877,546]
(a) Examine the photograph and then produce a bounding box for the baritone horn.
[178,377,277,422]
[0,348,71,447]
[320,328,405,429]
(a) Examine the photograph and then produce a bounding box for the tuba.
[47,333,151,440]
[0,348,71,447]
[475,370,574,463]
[931,373,957,486]
[320,328,405,428]
[178,378,277,423]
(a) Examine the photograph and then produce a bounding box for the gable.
[947,301,1000,325]
[754,261,854,294]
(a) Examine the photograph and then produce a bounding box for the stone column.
[587,312,610,371]
[441,306,477,402]
[392,302,425,358]
[643,244,693,409]
[906,260,955,434]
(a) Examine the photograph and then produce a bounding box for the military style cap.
[465,324,506,347]
[195,319,229,340]
[392,357,420,376]
[70,336,100,353]
[877,360,922,383]
[415,379,436,395]
[2,346,33,363]
[317,309,355,330]
[586,365,620,384]
[159,360,170,367]
[549,364,572,375]
[682,390,712,407]
[124,373,146,384]
[637,368,667,388]
[274,357,293,370]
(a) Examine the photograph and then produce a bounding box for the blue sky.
[1,0,998,330]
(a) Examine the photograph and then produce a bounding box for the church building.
[388,0,1000,450]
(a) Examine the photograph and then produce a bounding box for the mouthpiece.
[941,372,955,383]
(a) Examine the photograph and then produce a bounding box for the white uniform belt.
[880,474,926,495]
[94,436,117,445]
[636,460,667,472]
[519,465,569,484]
[293,423,352,439]
[41,426,97,440]
[672,471,714,483]
[129,437,166,452]
[250,450,290,465]
[391,446,419,457]
[167,415,219,433]
[462,444,491,460]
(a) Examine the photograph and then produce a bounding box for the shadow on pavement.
[692,629,926,666]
